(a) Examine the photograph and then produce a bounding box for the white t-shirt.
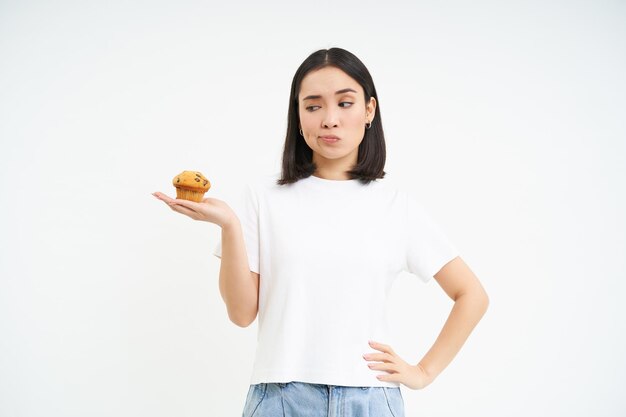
[212,172,459,387]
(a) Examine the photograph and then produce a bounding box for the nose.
[322,108,339,128]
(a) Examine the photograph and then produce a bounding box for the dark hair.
[277,47,387,186]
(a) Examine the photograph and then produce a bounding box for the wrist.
[416,362,436,385]
[220,215,240,231]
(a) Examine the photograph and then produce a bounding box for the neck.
[312,169,351,181]
[312,151,357,180]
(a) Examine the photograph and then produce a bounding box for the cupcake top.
[172,171,211,192]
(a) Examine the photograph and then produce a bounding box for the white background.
[1,0,625,416]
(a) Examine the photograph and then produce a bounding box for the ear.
[366,96,377,121]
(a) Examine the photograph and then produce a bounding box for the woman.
[153,47,489,417]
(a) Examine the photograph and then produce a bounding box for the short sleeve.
[404,193,460,283]
[212,182,260,274]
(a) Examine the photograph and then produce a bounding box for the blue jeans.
[242,381,405,417]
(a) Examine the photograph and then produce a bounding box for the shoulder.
[369,173,410,201]
[373,174,435,215]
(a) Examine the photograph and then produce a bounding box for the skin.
[153,65,489,390]
[298,66,376,180]
[364,258,489,389]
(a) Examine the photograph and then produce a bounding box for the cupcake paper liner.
[175,187,205,202]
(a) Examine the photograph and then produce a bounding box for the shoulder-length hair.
[277,47,387,186]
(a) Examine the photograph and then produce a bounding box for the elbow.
[479,290,490,314]
[229,310,257,328]
[458,288,489,315]
[472,280,490,313]
[232,317,255,328]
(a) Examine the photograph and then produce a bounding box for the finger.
[153,192,175,203]
[169,203,198,218]
[152,191,171,199]
[363,353,394,363]
[368,340,389,350]
[375,372,399,382]
[368,362,399,373]
[170,198,203,211]
[368,340,394,354]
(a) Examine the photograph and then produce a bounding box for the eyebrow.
[302,88,357,101]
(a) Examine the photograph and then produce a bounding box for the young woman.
[153,47,489,417]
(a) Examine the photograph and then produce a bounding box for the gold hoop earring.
[299,128,304,136]
[365,121,372,129]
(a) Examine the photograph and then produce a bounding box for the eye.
[305,102,353,112]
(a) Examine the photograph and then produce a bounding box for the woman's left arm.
[364,256,489,389]
[418,256,489,382]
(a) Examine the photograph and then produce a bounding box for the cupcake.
[172,171,211,202]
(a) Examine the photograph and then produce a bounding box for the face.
[298,66,376,174]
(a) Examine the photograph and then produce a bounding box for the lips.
[320,135,340,143]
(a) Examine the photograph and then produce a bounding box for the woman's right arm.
[218,217,260,327]
[152,192,259,327]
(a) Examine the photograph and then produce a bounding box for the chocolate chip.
[194,177,200,182]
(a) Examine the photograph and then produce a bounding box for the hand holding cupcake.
[153,171,237,228]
